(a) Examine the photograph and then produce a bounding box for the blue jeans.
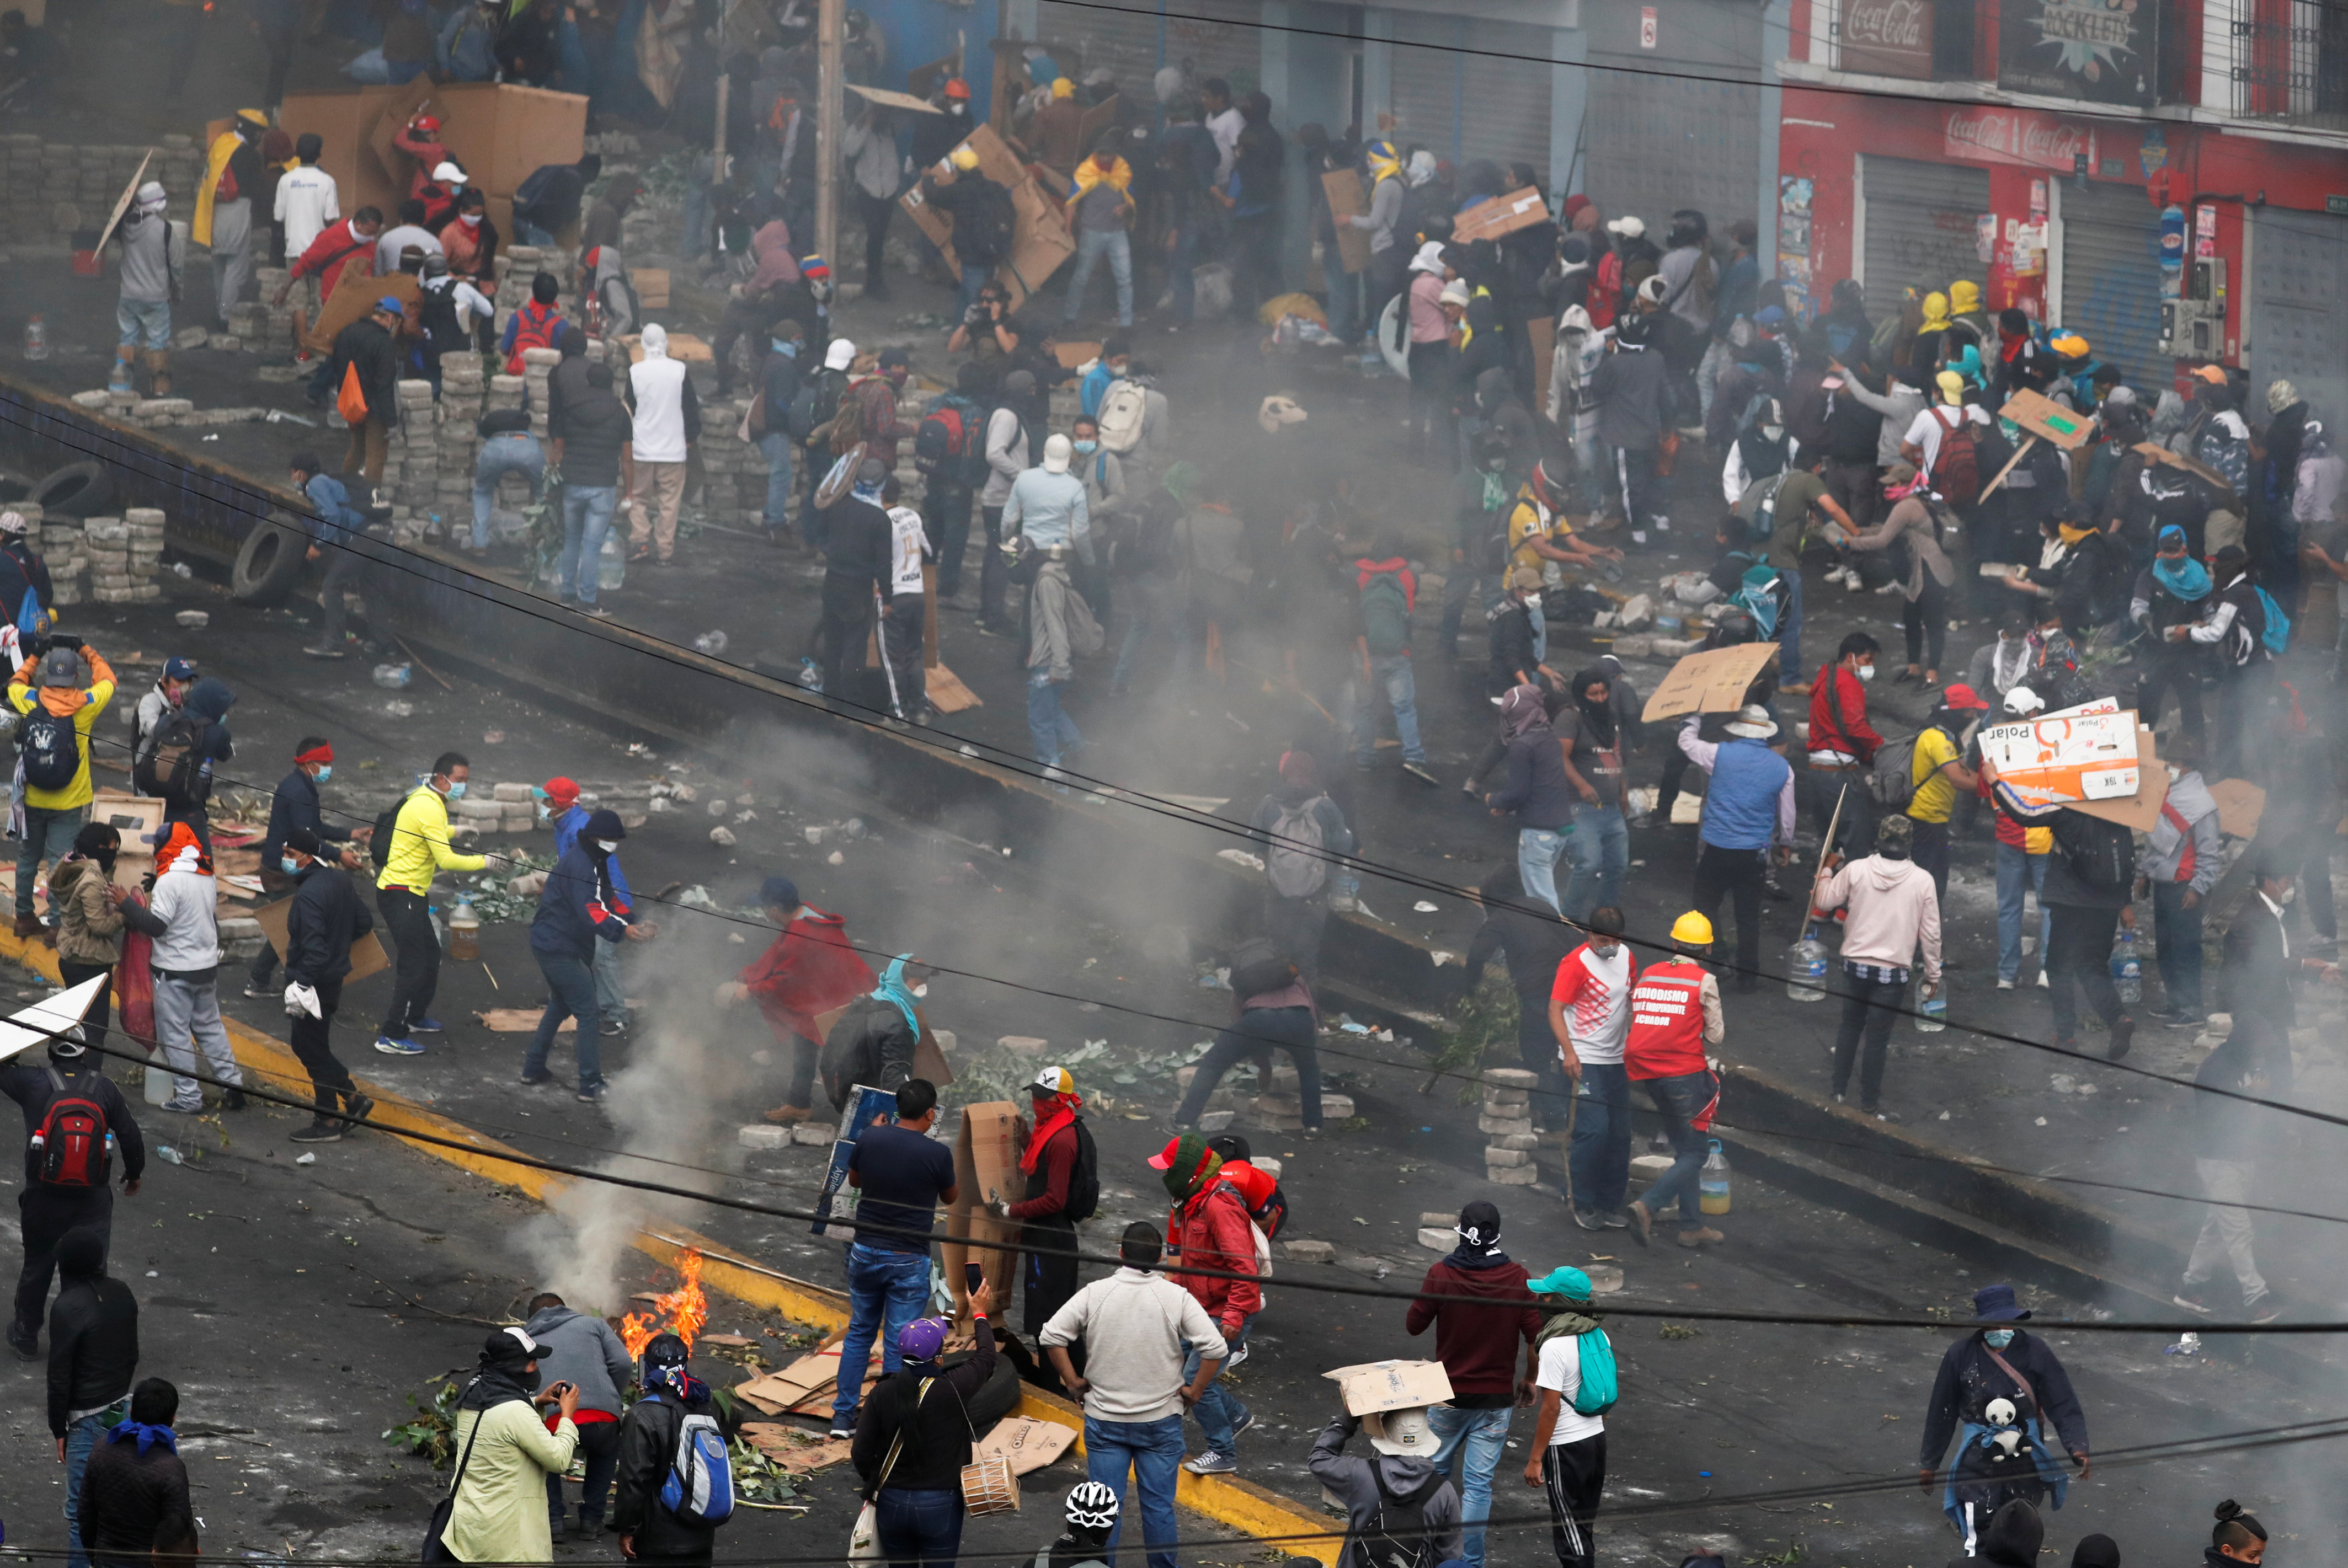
[524,950,603,1089]
[1563,804,1627,921]
[1167,225,1199,320]
[2153,876,2205,1016]
[833,1244,934,1430]
[473,432,545,548]
[1113,574,1191,692]
[1519,826,1567,915]
[1776,566,1804,683]
[1426,1404,1513,1568]
[1182,1325,1248,1455]
[758,431,796,527]
[1066,228,1134,326]
[559,484,618,604]
[873,1485,963,1568]
[1325,265,1363,347]
[1349,652,1426,764]
[956,263,992,320]
[1028,668,1082,768]
[116,297,171,350]
[1085,1413,1186,1568]
[17,804,86,918]
[1568,1061,1631,1216]
[63,1403,123,1568]
[1635,1069,1718,1225]
[1994,841,2052,984]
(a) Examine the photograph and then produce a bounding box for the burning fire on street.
[619,1248,708,1357]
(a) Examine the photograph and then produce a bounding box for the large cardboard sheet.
[942,1100,1021,1317]
[305,266,416,356]
[897,124,1072,307]
[1978,703,2142,809]
[1641,643,1780,723]
[2131,441,2239,497]
[2210,778,2266,839]
[847,83,946,115]
[1452,187,1550,245]
[1996,387,2094,450]
[2066,726,2169,832]
[976,1416,1077,1474]
[1322,169,1373,275]
[254,896,391,981]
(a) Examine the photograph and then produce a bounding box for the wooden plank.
[848,83,946,115]
[92,152,155,260]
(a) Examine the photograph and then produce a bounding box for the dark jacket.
[545,329,593,441]
[0,538,55,625]
[2039,810,2134,910]
[761,345,803,438]
[561,388,634,491]
[284,861,372,988]
[529,844,632,962]
[851,1336,1000,1492]
[0,1062,144,1185]
[259,767,351,865]
[1919,1329,2088,1468]
[151,678,235,817]
[1488,724,1573,828]
[2218,892,2297,1035]
[922,173,1011,267]
[325,317,402,428]
[49,1272,138,1437]
[1487,597,1540,694]
[1463,898,1577,1014]
[612,1389,720,1561]
[1308,1418,1464,1568]
[77,1427,195,1564]
[1945,1497,2043,1568]
[1404,1253,1540,1405]
[821,494,894,590]
[817,994,918,1111]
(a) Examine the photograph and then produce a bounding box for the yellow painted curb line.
[0,924,1339,1562]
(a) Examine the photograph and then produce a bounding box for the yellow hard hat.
[948,145,980,172]
[1670,911,1715,946]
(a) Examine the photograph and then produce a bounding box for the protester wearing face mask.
[1917,1285,2089,1500]
[537,776,633,1038]
[247,738,366,996]
[441,1328,582,1565]
[525,809,654,1105]
[815,954,936,1110]
[2128,526,2212,747]
[129,657,195,798]
[49,823,155,1061]
[1547,907,1636,1228]
[373,752,489,1057]
[279,827,377,1145]
[1804,632,1882,857]
[1001,1065,1092,1335]
[1720,399,1789,505]
[2218,855,2344,1083]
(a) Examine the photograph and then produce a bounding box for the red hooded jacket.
[1167,1181,1262,1333]
[739,907,874,1044]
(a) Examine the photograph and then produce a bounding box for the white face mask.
[1760,425,1784,442]
[2167,764,2181,783]
[595,839,620,853]
[911,984,930,999]
[1854,662,1876,683]
[1589,942,1619,960]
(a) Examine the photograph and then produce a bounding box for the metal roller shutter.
[1858,155,1988,303]
[1456,21,1554,177]
[1037,0,1166,92]
[2057,179,2168,392]
[1584,66,1760,235]
[1390,10,1458,160]
[2250,206,2348,437]
[1163,0,1262,99]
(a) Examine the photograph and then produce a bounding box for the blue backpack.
[650,1403,735,1528]
[2255,586,2291,655]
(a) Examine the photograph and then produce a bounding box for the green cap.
[1528,1266,1593,1303]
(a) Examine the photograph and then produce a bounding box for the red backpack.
[32,1068,109,1188]
[1929,408,1982,507]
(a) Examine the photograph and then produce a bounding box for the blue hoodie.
[529,842,631,960]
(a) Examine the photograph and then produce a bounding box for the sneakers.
[222,1088,247,1111]
[1625,1200,1653,1248]
[1229,1409,1256,1439]
[2243,1290,2283,1324]
[2106,1016,2134,1062]
[290,1120,344,1143]
[829,1425,856,1441]
[1572,1207,1605,1232]
[1403,762,1440,786]
[343,1093,376,1128]
[600,1018,626,1037]
[1222,1341,1249,1370]
[762,1103,815,1124]
[1677,1227,1725,1248]
[1600,1210,1629,1229]
[520,1071,555,1087]
[1183,1451,1237,1475]
[409,1016,446,1034]
[374,1035,424,1056]
[2172,1288,2214,1317]
[2036,971,2050,989]
[1996,978,2015,991]
[242,983,274,998]
[577,1083,606,1104]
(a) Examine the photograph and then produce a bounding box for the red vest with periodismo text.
[1625,959,1709,1082]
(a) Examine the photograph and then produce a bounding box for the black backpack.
[958,178,1015,267]
[134,712,210,802]
[1229,936,1298,999]
[1362,1468,1434,1568]
[1062,1117,1101,1223]
[2051,809,2133,892]
[18,707,78,792]
[788,368,846,443]
[369,789,420,871]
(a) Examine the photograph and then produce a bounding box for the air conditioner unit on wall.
[2158,258,2226,360]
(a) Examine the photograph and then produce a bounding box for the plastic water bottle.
[1917,980,1948,1032]
[1786,924,1831,1001]
[2110,932,2143,1004]
[1699,1140,1732,1214]
[372,662,412,689]
[23,313,47,361]
[597,532,627,591]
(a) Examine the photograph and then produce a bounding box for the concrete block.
[998,1035,1050,1057]
[1482,1068,1539,1088]
[1194,1110,1235,1132]
[1486,1165,1539,1186]
[1477,1113,1533,1137]
[1495,1132,1543,1151]
[492,781,533,802]
[1319,1093,1354,1119]
[1417,1227,1454,1251]
[791,1122,833,1146]
[1281,1238,1335,1263]
[737,1125,789,1150]
[1481,1089,1529,1109]
[1631,1153,1674,1179]
[1483,1147,1530,1168]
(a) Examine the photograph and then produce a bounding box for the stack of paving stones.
[439,354,485,521]
[520,346,560,439]
[1480,1067,1541,1186]
[81,515,134,604]
[386,379,439,513]
[0,136,204,246]
[121,509,166,601]
[452,781,547,837]
[576,778,653,829]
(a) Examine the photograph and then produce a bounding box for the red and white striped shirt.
[1550,943,1635,1066]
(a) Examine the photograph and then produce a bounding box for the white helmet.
[1065,1481,1119,1530]
[1366,1406,1437,1457]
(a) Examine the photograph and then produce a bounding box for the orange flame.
[618,1249,708,1359]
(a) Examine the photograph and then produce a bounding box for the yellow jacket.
[376,784,488,892]
[8,652,117,812]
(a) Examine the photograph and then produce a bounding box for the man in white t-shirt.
[1523,1266,1612,1568]
[274,133,341,325]
[1546,906,1636,1232]
[880,477,933,723]
[1901,370,1992,483]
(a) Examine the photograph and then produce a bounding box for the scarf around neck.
[106,1420,178,1455]
[870,954,922,1039]
[1023,1094,1082,1173]
[2152,554,2212,601]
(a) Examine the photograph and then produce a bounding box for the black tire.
[26,461,115,519]
[231,518,309,606]
[937,1342,1024,1432]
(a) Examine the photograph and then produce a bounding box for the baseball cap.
[1940,683,1991,711]
[163,656,198,682]
[1529,1266,1593,1302]
[942,77,972,100]
[375,296,407,318]
[1604,215,1645,238]
[898,1316,953,1360]
[537,776,580,808]
[1031,1066,1075,1097]
[2190,363,2227,383]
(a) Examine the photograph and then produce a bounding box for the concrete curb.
[0,925,1340,1562]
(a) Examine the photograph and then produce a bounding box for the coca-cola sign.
[1998,0,2156,106]
[1841,0,1933,79]
[1944,107,2098,172]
